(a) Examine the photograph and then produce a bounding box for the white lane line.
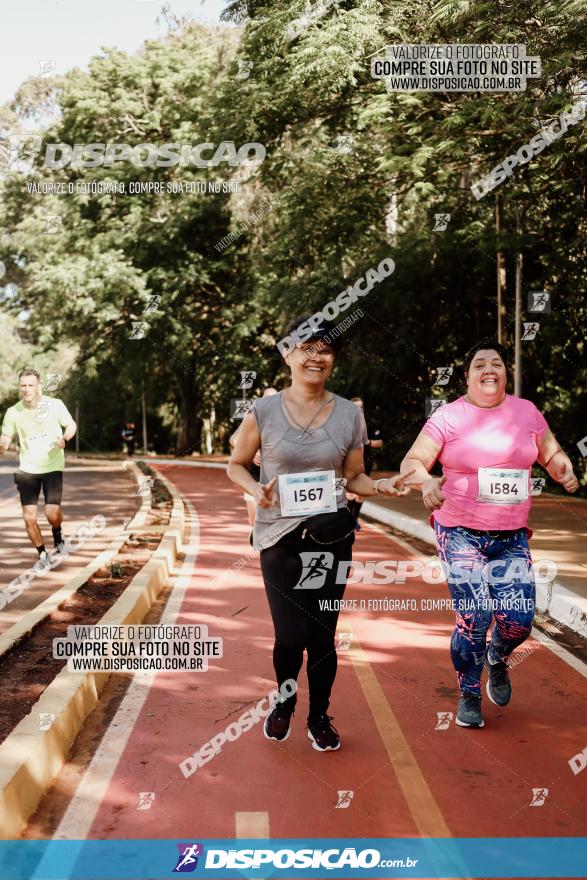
[51,496,200,841]
[235,812,270,838]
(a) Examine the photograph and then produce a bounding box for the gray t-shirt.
[251,392,368,550]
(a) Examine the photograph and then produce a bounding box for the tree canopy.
[0,0,585,484]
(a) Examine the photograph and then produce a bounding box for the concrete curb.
[361,500,587,639]
[0,465,186,840]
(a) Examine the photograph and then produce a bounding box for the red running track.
[50,464,587,850]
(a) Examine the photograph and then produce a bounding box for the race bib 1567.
[279,470,337,517]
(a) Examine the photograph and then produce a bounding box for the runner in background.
[229,387,278,528]
[121,421,136,457]
[400,342,579,729]
[0,368,77,560]
[346,397,384,530]
[227,315,413,752]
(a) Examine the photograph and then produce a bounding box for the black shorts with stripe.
[14,470,64,506]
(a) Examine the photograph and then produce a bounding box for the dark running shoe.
[263,705,292,741]
[456,693,485,728]
[307,715,341,751]
[484,648,512,706]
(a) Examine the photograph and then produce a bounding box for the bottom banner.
[0,838,585,879]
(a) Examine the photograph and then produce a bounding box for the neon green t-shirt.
[1,396,74,474]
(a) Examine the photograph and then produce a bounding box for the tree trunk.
[175,371,201,456]
[495,194,506,343]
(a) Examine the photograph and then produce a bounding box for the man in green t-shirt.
[0,368,77,560]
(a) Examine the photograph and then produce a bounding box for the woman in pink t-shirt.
[400,342,579,729]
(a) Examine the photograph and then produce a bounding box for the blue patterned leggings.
[434,522,535,695]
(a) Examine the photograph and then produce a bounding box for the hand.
[377,470,416,497]
[254,477,277,508]
[422,475,447,510]
[55,437,66,449]
[552,460,579,493]
[253,451,261,467]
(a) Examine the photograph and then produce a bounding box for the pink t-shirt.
[422,394,549,530]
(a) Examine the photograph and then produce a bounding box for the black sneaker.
[307,715,341,751]
[263,705,293,741]
[456,693,484,728]
[484,648,512,706]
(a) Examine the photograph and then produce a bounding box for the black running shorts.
[14,470,64,506]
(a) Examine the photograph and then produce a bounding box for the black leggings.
[347,498,363,522]
[260,522,354,721]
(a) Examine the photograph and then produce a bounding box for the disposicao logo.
[173,843,204,872]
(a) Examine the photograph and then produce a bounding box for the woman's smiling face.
[466,348,507,403]
[286,340,335,384]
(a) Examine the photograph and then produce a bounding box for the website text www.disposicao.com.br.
[199,846,417,871]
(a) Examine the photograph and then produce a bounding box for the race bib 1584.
[477,467,529,504]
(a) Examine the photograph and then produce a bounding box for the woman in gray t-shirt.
[227,314,412,752]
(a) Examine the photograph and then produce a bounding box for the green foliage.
[0,0,585,488]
